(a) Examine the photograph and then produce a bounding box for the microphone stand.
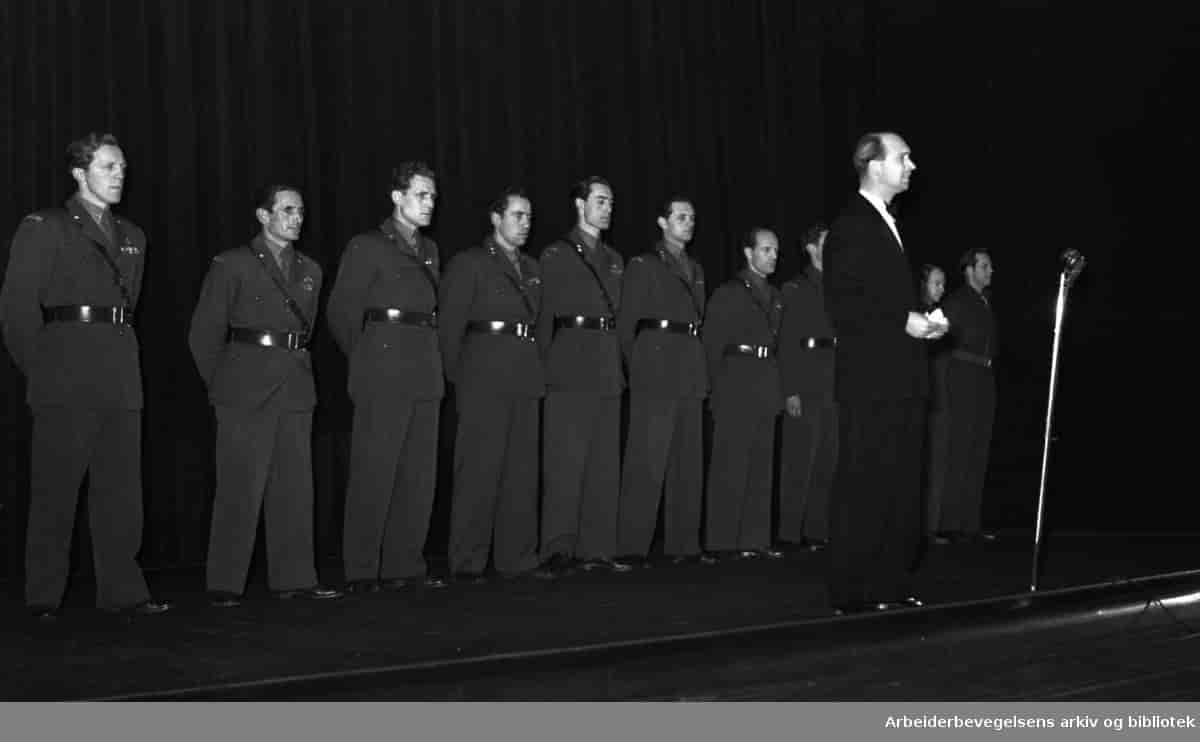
[1030,251,1086,592]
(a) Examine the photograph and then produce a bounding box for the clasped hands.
[906,310,949,340]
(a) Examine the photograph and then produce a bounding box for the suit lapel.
[66,198,115,254]
[489,240,535,319]
[658,245,703,319]
[857,193,903,253]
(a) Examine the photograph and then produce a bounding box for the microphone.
[1061,249,1085,269]
[1060,249,1086,284]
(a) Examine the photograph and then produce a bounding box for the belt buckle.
[286,333,305,351]
[756,346,769,360]
[688,323,699,337]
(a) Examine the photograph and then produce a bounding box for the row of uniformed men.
[0,134,838,617]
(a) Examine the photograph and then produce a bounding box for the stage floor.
[4,530,1200,701]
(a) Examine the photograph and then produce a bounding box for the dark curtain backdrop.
[2,1,1195,581]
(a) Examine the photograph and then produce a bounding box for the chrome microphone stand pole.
[1030,251,1085,592]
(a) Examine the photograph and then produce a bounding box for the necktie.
[278,246,295,282]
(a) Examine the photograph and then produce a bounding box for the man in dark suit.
[438,188,547,581]
[823,131,945,615]
[536,177,631,575]
[615,197,712,566]
[189,185,342,606]
[702,228,785,559]
[326,162,447,592]
[935,248,997,543]
[1,132,168,619]
[777,223,838,552]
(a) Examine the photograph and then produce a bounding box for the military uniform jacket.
[617,242,706,399]
[942,285,996,363]
[535,227,624,396]
[0,197,145,409]
[778,267,836,404]
[326,219,443,403]
[188,234,320,411]
[823,194,928,402]
[437,237,544,398]
[703,270,784,417]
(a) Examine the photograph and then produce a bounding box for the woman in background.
[918,265,954,544]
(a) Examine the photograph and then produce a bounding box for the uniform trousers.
[343,398,439,582]
[206,405,318,594]
[26,407,150,610]
[540,392,620,561]
[448,393,540,575]
[827,398,926,606]
[778,400,839,543]
[705,406,777,552]
[938,364,995,534]
[617,395,703,558]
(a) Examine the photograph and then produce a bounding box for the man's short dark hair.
[490,187,529,217]
[741,227,774,252]
[958,247,991,274]
[801,222,829,249]
[256,184,302,212]
[571,176,611,204]
[391,161,436,193]
[66,132,120,173]
[658,195,693,221]
[851,132,888,179]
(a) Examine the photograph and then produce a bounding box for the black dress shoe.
[579,558,633,573]
[735,550,759,559]
[538,554,577,577]
[669,552,718,566]
[275,586,343,600]
[976,531,998,543]
[29,606,59,622]
[931,531,955,545]
[345,580,381,594]
[833,601,883,616]
[106,600,171,616]
[450,572,488,585]
[761,548,785,560]
[381,575,447,590]
[209,591,243,608]
[805,539,828,552]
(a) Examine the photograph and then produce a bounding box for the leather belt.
[228,327,309,351]
[951,349,993,368]
[636,319,700,337]
[467,320,535,340]
[363,308,437,328]
[42,304,132,326]
[724,343,775,360]
[554,315,615,332]
[796,336,837,350]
